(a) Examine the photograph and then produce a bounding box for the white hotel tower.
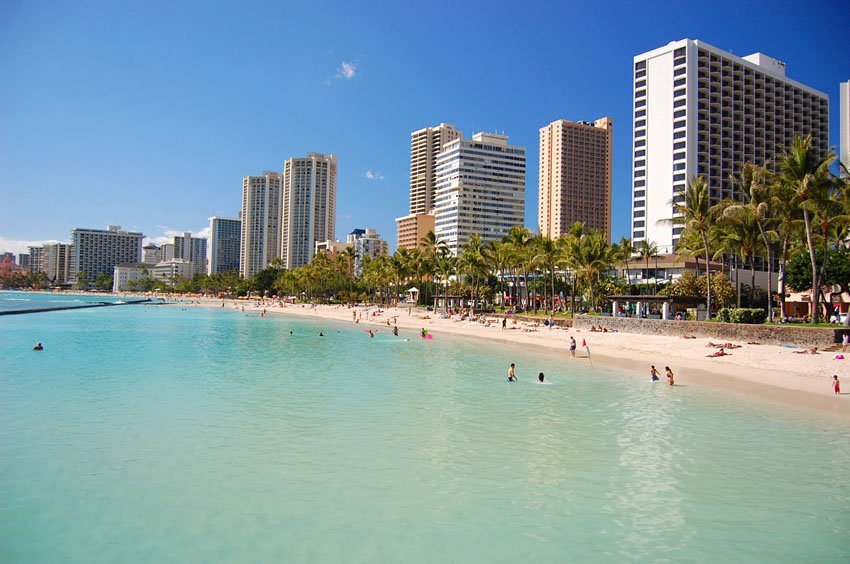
[434,132,526,255]
[631,39,829,253]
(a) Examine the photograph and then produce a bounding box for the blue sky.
[1,0,849,255]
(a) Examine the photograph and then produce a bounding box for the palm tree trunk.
[802,209,819,323]
[701,233,712,318]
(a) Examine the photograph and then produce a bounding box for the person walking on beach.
[507,363,517,382]
[650,365,660,382]
[665,366,675,386]
[834,375,841,394]
[569,337,577,358]
[502,317,507,330]
[843,334,849,353]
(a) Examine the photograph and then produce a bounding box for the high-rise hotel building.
[173,232,207,276]
[240,172,283,279]
[281,153,337,270]
[434,132,526,255]
[631,39,829,252]
[70,225,144,284]
[396,123,461,249]
[539,118,613,241]
[208,216,241,274]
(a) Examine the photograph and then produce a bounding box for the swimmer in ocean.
[392,326,398,336]
[33,342,43,351]
[538,372,544,383]
[507,363,517,382]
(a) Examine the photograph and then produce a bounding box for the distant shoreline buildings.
[5,38,845,288]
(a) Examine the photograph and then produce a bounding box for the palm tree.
[637,239,659,294]
[504,226,533,310]
[725,164,777,319]
[667,176,715,317]
[533,235,561,314]
[572,230,615,311]
[777,135,836,323]
[461,234,487,308]
[618,236,635,291]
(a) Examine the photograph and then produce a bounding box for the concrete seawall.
[574,315,850,348]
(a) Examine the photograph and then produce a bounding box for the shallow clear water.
[2,297,849,562]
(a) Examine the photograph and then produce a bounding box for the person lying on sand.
[682,335,697,339]
[794,347,818,354]
[707,341,741,349]
[706,348,730,358]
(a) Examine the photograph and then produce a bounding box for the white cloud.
[0,235,62,257]
[365,170,385,181]
[336,61,358,79]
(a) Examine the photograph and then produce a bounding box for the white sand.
[187,298,849,418]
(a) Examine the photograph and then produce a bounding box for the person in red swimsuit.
[834,375,841,395]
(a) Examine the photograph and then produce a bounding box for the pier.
[0,298,153,316]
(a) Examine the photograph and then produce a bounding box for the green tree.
[778,135,837,323]
[667,176,716,315]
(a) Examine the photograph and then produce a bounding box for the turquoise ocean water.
[1,292,848,562]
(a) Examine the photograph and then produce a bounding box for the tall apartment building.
[240,172,283,279]
[208,216,241,275]
[173,232,207,276]
[841,80,850,177]
[397,123,461,249]
[17,253,30,271]
[70,225,144,284]
[434,132,526,255]
[539,118,613,240]
[43,243,74,285]
[27,246,45,273]
[347,228,389,276]
[631,39,829,252]
[281,154,337,270]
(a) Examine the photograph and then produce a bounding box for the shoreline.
[186,298,849,419]
[6,290,848,418]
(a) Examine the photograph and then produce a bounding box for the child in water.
[507,363,517,382]
[650,365,660,381]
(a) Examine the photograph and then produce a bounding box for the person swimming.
[392,326,398,336]
[368,330,374,338]
[32,342,43,351]
[538,372,544,383]
[319,332,324,337]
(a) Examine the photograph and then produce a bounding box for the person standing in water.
[569,337,577,358]
[392,326,399,336]
[665,366,675,386]
[538,372,545,383]
[507,363,517,382]
[650,365,660,381]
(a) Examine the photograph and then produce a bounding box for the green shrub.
[717,307,766,324]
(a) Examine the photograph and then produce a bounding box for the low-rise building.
[395,213,435,250]
[152,259,193,285]
[113,263,151,292]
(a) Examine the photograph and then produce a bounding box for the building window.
[634,210,645,218]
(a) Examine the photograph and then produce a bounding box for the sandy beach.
[182,297,849,418]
